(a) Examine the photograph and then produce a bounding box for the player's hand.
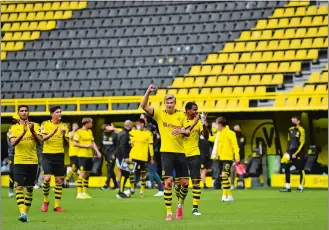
[53,126,59,134]
[23,121,29,133]
[235,159,240,164]
[125,159,130,163]
[28,122,34,130]
[150,158,155,165]
[88,144,93,148]
[292,154,296,159]
[172,129,182,135]
[95,152,102,158]
[111,154,115,160]
[60,127,66,135]
[147,84,157,93]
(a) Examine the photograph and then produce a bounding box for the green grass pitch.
[1,188,327,230]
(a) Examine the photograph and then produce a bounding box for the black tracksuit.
[117,128,131,193]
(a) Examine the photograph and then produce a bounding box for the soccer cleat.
[124,190,131,197]
[54,207,65,212]
[41,202,49,212]
[221,195,227,202]
[8,192,14,197]
[153,191,164,197]
[76,193,83,199]
[130,189,135,195]
[280,188,291,192]
[296,188,304,192]
[140,192,144,198]
[81,193,92,199]
[223,196,234,202]
[18,212,28,222]
[100,186,109,191]
[176,206,183,220]
[165,213,173,221]
[33,184,40,189]
[116,192,130,199]
[192,208,202,216]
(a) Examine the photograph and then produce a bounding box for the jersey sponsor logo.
[22,136,35,141]
[163,122,181,129]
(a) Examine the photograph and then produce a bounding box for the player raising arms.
[140,84,198,221]
[9,105,43,222]
[181,102,209,216]
[74,118,101,199]
[41,106,69,212]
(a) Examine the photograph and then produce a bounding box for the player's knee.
[16,186,23,191]
[192,179,200,185]
[164,178,172,188]
[44,175,51,182]
[55,177,63,184]
[181,178,189,187]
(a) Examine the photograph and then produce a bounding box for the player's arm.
[176,113,200,137]
[148,132,155,164]
[285,131,291,153]
[42,125,59,141]
[10,123,28,147]
[294,127,305,156]
[140,84,157,116]
[118,134,130,160]
[29,123,43,145]
[230,132,240,163]
[92,141,102,158]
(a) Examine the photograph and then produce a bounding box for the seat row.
[2,20,56,32]
[271,5,328,18]
[275,96,327,108]
[1,1,87,12]
[1,11,72,22]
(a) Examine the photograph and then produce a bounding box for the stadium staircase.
[1,0,328,115]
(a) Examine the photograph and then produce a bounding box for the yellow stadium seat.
[301,38,312,49]
[305,27,317,38]
[278,18,289,28]
[9,13,19,21]
[1,14,9,22]
[54,11,64,20]
[321,97,328,106]
[299,0,310,6]
[260,30,272,40]
[239,31,251,40]
[244,63,256,74]
[293,85,303,92]
[52,2,61,10]
[204,54,218,64]
[1,52,7,60]
[205,76,217,86]
[255,63,267,73]
[322,16,328,25]
[227,53,239,63]
[12,32,22,40]
[36,11,46,20]
[297,97,309,107]
[304,85,315,93]
[256,86,266,94]
[167,89,177,95]
[194,77,205,87]
[274,96,285,107]
[222,87,233,95]
[306,49,318,60]
[272,51,284,61]
[267,19,278,28]
[295,28,306,38]
[300,16,312,26]
[45,11,54,20]
[235,42,245,52]
[211,65,222,75]
[318,27,328,37]
[17,12,28,21]
[1,43,5,51]
[312,38,324,48]
[222,65,234,75]
[251,52,262,62]
[273,29,284,39]
[15,41,24,50]
[33,3,43,11]
[279,40,290,50]
[223,43,234,52]
[289,39,301,49]
[184,77,195,87]
[244,86,255,94]
[3,32,13,41]
[239,75,250,85]
[260,74,272,85]
[250,75,261,85]
[1,4,7,12]
[295,7,306,16]
[212,88,222,95]
[61,1,71,10]
[321,72,328,83]
[256,41,268,51]
[285,50,296,60]
[289,17,300,27]
[234,64,246,74]
[227,76,239,86]
[294,50,306,60]
[171,78,184,88]
[26,12,36,21]
[233,87,244,94]
[239,99,249,108]
[267,63,279,73]
[46,21,56,30]
[272,8,284,18]
[324,38,328,47]
[156,89,166,97]
[11,22,21,31]
[31,31,40,40]
[284,7,296,17]
[25,3,34,12]
[189,88,199,96]
[286,97,298,107]
[316,85,327,93]
[308,72,320,83]
[177,89,188,96]
[28,22,38,30]
[204,100,216,109]
[268,40,279,50]
[226,99,238,108]
[306,5,317,15]
[200,88,211,96]
[312,16,323,26]
[272,74,284,85]
[284,28,295,39]
[217,99,227,108]
[200,66,212,76]
[290,62,301,72]
[240,53,251,62]
[78,1,88,9]
[318,5,328,15]
[309,97,321,107]
[3,42,13,51]
[187,66,201,76]
[7,4,15,12]
[255,20,267,29]
[217,76,228,86]
[43,2,52,11]
[175,101,184,110]
[245,42,256,51]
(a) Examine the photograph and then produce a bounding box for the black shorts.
[78,157,93,172]
[13,164,38,187]
[42,153,65,177]
[161,152,189,179]
[220,160,233,177]
[132,159,147,172]
[70,156,79,169]
[187,155,201,180]
[291,152,306,170]
[201,157,212,170]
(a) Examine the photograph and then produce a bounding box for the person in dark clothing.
[199,135,212,189]
[8,114,20,197]
[280,116,306,192]
[116,120,133,198]
[231,124,246,188]
[100,123,119,190]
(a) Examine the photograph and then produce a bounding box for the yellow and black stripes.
[15,188,25,213]
[221,171,231,196]
[54,182,63,208]
[129,173,135,190]
[178,185,189,204]
[192,179,201,208]
[82,177,89,194]
[76,177,83,194]
[24,187,33,213]
[300,170,305,185]
[42,180,50,203]
[174,178,181,201]
[65,169,78,182]
[164,188,173,214]
[140,171,146,193]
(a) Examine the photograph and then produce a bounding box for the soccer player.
[40,106,69,212]
[140,84,198,221]
[213,117,240,202]
[231,124,246,189]
[9,105,43,222]
[74,118,101,199]
[280,116,306,192]
[64,122,79,187]
[129,119,155,198]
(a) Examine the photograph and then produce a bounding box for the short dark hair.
[50,105,61,113]
[292,116,300,121]
[137,119,145,124]
[185,102,198,111]
[216,116,227,127]
[18,105,29,111]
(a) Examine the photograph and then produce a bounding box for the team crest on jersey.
[109,137,113,141]
[129,164,134,170]
[80,166,84,171]
[8,130,12,136]
[177,117,181,121]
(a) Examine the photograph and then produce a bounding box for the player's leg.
[139,162,147,197]
[101,154,111,190]
[176,154,190,220]
[161,152,174,221]
[53,154,65,211]
[41,155,52,212]
[295,154,306,192]
[280,162,292,192]
[8,158,14,197]
[110,159,118,189]
[188,156,202,215]
[174,177,181,201]
[221,161,233,201]
[76,157,85,199]
[117,169,130,198]
[81,158,93,199]
[65,157,78,186]
[24,164,38,218]
[13,165,29,222]
[129,170,136,194]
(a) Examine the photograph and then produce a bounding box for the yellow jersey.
[183,119,203,157]
[8,123,41,164]
[153,107,186,153]
[216,126,240,161]
[41,120,69,154]
[68,131,79,157]
[74,128,94,158]
[129,129,154,162]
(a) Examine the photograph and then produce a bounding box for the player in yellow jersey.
[40,106,69,213]
[9,105,43,222]
[64,122,79,187]
[129,119,154,198]
[140,84,198,221]
[74,118,101,199]
[181,102,209,216]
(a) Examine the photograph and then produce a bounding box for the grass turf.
[1,188,327,230]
